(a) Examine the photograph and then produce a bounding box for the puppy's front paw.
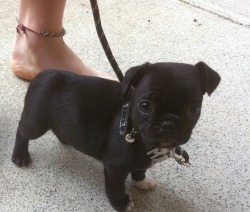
[132,176,156,190]
[125,201,134,212]
[11,151,31,167]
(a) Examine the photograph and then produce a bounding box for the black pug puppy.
[12,62,220,211]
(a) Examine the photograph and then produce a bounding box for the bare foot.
[11,32,113,81]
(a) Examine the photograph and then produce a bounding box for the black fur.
[12,62,220,211]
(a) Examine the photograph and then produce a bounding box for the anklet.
[16,18,66,38]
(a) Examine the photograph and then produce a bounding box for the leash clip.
[125,128,138,143]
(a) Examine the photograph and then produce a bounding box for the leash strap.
[90,0,124,82]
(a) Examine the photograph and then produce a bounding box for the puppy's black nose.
[161,120,176,130]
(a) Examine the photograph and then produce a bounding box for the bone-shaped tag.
[147,148,169,164]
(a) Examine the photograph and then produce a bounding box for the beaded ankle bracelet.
[16,18,66,38]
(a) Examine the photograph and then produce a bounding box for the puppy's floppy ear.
[195,61,221,96]
[121,62,151,100]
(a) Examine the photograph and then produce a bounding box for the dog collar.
[119,102,131,135]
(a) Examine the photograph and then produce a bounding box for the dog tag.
[170,147,190,167]
[146,147,190,166]
[147,148,169,164]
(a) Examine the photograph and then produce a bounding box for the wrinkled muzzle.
[139,114,192,148]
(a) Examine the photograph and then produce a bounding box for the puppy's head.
[122,62,220,148]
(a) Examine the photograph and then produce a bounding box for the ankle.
[11,20,114,80]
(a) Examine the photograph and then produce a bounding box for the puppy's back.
[22,70,123,159]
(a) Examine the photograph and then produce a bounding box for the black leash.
[90,0,190,167]
[90,0,124,82]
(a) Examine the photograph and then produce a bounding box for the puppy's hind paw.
[132,176,156,190]
[11,151,31,167]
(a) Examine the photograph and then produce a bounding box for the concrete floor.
[0,0,249,211]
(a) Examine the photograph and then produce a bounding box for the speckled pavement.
[0,0,249,211]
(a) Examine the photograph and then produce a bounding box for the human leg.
[11,0,111,80]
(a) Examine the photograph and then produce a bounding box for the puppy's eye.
[190,107,200,116]
[139,101,152,114]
